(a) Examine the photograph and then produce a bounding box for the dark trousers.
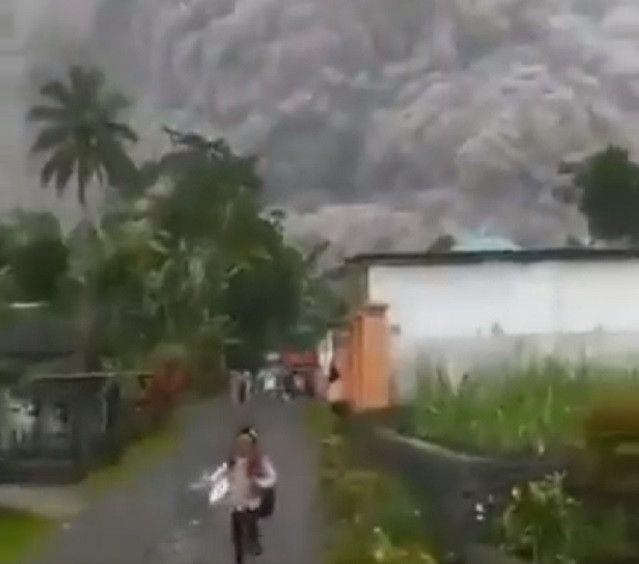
[231,509,259,563]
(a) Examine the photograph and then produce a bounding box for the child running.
[207,426,277,564]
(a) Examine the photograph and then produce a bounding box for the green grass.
[0,509,55,563]
[305,401,337,436]
[84,420,180,495]
[308,404,438,563]
[409,360,639,454]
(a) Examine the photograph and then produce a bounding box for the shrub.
[311,405,438,563]
[497,472,633,564]
[410,360,639,454]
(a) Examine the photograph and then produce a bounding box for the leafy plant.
[499,473,579,563]
[410,360,639,454]
[498,473,633,563]
[310,405,438,564]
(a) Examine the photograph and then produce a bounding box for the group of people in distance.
[230,366,312,404]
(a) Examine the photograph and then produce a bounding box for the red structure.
[278,349,318,396]
[279,349,318,370]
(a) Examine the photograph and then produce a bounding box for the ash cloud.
[23,0,639,253]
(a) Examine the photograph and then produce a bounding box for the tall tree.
[567,145,639,244]
[27,65,139,206]
[159,126,261,192]
[27,66,139,365]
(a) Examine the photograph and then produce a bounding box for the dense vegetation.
[13,65,346,386]
[560,145,639,245]
[408,361,639,454]
[307,405,438,564]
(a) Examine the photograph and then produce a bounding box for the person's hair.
[228,425,263,475]
[237,425,258,442]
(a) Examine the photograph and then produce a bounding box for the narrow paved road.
[27,399,322,564]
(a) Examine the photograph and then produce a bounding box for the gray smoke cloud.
[20,0,639,253]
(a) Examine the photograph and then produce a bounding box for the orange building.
[319,258,394,412]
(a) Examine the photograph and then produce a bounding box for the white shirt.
[209,455,277,510]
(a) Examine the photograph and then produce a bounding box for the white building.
[347,244,639,400]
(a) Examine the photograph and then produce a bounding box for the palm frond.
[26,105,68,123]
[106,121,138,143]
[102,91,131,116]
[40,149,74,195]
[30,125,69,154]
[39,80,71,106]
[99,140,138,190]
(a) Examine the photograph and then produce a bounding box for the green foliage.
[0,211,69,302]
[310,406,438,564]
[411,361,639,453]
[568,145,639,243]
[498,473,633,564]
[0,510,54,563]
[23,64,340,380]
[499,473,580,563]
[27,65,138,205]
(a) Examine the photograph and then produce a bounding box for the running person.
[208,426,277,563]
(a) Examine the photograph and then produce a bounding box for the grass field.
[0,509,54,563]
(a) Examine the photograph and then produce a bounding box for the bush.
[311,405,438,563]
[410,360,639,454]
[497,472,634,564]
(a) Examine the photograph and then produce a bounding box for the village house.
[323,238,639,411]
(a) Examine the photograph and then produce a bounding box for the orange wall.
[337,302,392,411]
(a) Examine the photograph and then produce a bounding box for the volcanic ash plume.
[23,0,639,252]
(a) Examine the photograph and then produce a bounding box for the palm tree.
[28,65,138,205]
[27,65,139,365]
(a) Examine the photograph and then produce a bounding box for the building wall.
[367,259,639,399]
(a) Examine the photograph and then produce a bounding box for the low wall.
[352,418,565,555]
[391,331,639,400]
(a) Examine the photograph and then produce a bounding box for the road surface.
[27,399,322,564]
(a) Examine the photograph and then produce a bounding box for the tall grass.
[410,360,639,454]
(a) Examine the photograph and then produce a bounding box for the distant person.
[243,371,253,400]
[231,370,249,404]
[207,426,277,564]
[262,368,277,397]
[283,370,296,400]
[327,363,348,417]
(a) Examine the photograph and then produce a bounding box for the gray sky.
[14,0,639,252]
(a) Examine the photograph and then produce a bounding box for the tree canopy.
[23,65,342,378]
[565,145,639,244]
